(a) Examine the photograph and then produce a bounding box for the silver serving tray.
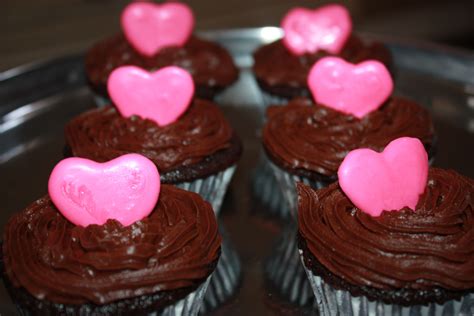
[1,27,474,315]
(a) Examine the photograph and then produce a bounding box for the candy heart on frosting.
[281,4,352,55]
[308,57,393,118]
[108,65,194,126]
[121,2,194,56]
[338,137,428,217]
[48,154,160,227]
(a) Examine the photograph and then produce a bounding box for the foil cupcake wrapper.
[268,160,331,219]
[252,156,290,218]
[201,226,241,313]
[175,165,237,216]
[213,90,232,106]
[264,225,315,307]
[93,94,110,108]
[300,257,474,316]
[261,92,290,108]
[160,276,212,316]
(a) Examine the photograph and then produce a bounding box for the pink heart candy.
[107,65,194,126]
[121,2,194,56]
[281,4,352,55]
[338,137,428,217]
[308,57,393,118]
[48,154,160,227]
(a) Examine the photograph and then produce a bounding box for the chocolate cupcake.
[297,146,474,315]
[253,4,391,105]
[86,2,238,104]
[262,58,435,217]
[2,155,221,315]
[66,66,242,214]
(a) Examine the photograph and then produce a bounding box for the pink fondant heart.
[308,57,393,118]
[281,4,352,55]
[338,137,428,217]
[48,154,160,227]
[107,66,194,126]
[121,2,194,56]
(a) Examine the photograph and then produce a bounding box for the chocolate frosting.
[263,97,434,181]
[298,168,474,293]
[253,36,392,98]
[3,185,221,305]
[86,34,239,99]
[65,99,241,183]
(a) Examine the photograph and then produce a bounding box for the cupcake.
[65,65,242,214]
[86,2,238,103]
[253,4,391,105]
[298,137,474,315]
[2,154,221,315]
[262,57,435,217]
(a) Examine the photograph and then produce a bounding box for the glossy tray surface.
[1,28,474,315]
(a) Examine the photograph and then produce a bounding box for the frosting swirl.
[3,185,221,305]
[253,36,391,98]
[298,168,474,293]
[263,97,434,180]
[65,99,240,183]
[86,34,238,99]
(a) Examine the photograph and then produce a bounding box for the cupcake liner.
[261,91,290,108]
[268,160,331,219]
[251,156,290,218]
[93,94,110,108]
[213,89,232,106]
[175,165,237,215]
[264,225,315,307]
[201,225,241,313]
[300,258,474,316]
[161,276,212,316]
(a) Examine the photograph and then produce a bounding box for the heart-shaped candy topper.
[338,137,428,217]
[108,65,194,126]
[308,57,393,118]
[282,4,352,55]
[121,2,194,56]
[48,154,160,227]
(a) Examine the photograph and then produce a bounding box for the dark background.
[1,0,473,70]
